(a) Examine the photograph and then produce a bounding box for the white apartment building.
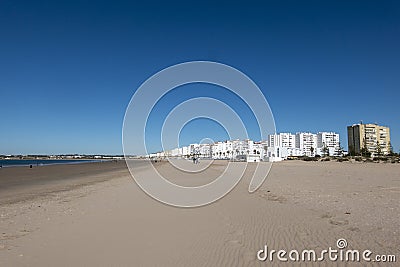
[211,139,259,160]
[198,144,212,158]
[266,146,303,162]
[171,148,180,157]
[266,131,340,160]
[248,141,265,162]
[266,133,299,161]
[268,133,296,148]
[211,141,225,159]
[181,146,190,157]
[295,132,318,157]
[316,132,340,156]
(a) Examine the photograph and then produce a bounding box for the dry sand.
[0,160,399,266]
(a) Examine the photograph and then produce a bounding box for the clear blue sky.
[1,0,399,154]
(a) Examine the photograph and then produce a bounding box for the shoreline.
[0,159,110,168]
[0,161,131,204]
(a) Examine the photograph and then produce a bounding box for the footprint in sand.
[329,218,349,226]
[321,213,350,227]
[320,213,333,219]
[347,226,360,232]
[258,192,287,204]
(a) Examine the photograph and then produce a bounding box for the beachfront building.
[347,123,391,156]
[211,141,226,159]
[295,132,318,157]
[171,148,180,157]
[265,146,303,162]
[181,146,190,157]
[198,144,212,158]
[248,141,266,162]
[266,133,299,161]
[189,144,199,156]
[268,133,296,148]
[316,132,340,156]
[210,139,264,161]
[266,131,340,160]
[186,143,212,158]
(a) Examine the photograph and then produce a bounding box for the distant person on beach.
[193,157,196,164]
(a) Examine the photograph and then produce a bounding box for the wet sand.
[0,161,131,204]
[0,160,399,266]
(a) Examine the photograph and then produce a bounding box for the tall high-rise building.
[347,123,391,155]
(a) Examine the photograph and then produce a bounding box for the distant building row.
[149,139,267,162]
[266,132,341,161]
[148,131,341,162]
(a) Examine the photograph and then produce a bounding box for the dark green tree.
[310,146,314,156]
[361,138,371,157]
[336,142,345,157]
[376,141,382,156]
[322,143,329,157]
[388,141,394,155]
[360,146,371,158]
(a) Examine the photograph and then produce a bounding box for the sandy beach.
[0,160,399,266]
